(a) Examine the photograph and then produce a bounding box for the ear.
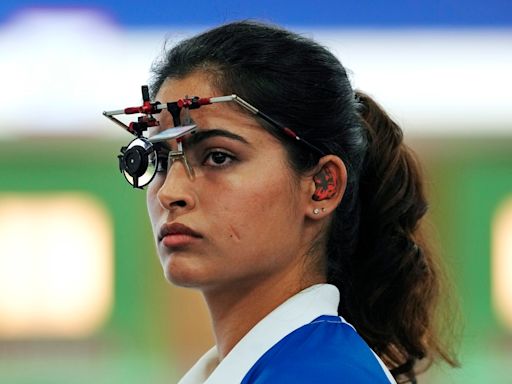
[305,155,347,220]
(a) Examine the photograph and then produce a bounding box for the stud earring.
[313,208,320,215]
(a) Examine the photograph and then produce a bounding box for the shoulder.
[241,315,394,384]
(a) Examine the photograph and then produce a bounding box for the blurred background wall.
[0,1,511,383]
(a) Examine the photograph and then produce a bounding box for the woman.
[138,21,456,383]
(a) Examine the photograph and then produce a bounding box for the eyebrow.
[183,128,251,148]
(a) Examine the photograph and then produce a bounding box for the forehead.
[155,72,219,102]
[152,73,265,136]
[155,74,217,129]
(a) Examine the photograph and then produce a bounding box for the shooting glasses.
[103,85,325,188]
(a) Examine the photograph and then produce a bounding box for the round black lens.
[124,146,148,177]
[119,137,158,189]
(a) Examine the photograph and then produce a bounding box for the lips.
[158,222,202,244]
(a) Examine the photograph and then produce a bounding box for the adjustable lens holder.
[103,85,201,189]
[118,137,157,188]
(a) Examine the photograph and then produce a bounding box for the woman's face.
[146,72,313,293]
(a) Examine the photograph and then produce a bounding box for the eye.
[203,151,235,167]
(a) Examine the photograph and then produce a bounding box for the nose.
[156,158,196,212]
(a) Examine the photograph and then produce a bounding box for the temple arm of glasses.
[227,95,326,157]
[103,93,324,156]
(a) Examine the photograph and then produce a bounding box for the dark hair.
[150,20,458,382]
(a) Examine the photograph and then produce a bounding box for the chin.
[161,258,208,288]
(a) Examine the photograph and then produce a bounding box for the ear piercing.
[313,208,326,215]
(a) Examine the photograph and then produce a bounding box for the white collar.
[178,284,340,384]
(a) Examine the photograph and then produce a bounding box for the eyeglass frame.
[103,85,326,188]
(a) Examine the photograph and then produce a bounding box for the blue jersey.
[242,315,393,383]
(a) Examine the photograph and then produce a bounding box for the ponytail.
[327,91,458,382]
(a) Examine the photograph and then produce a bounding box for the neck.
[202,270,325,360]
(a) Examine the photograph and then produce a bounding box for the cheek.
[205,167,296,243]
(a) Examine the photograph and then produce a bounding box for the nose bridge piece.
[167,148,195,180]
